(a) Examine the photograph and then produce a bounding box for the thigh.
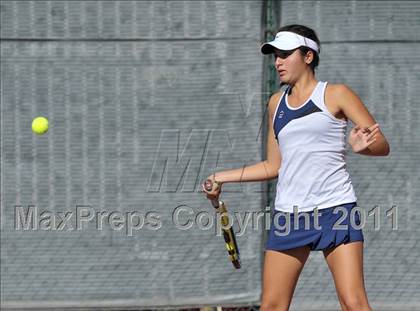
[323,241,370,308]
[261,246,311,310]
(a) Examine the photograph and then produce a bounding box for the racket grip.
[210,199,220,208]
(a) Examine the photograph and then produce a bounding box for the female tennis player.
[202,24,390,311]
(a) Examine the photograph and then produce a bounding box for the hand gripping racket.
[204,179,241,269]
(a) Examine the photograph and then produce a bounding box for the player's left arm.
[328,84,390,156]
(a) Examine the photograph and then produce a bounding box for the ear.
[305,50,314,64]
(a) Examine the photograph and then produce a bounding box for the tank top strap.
[310,81,328,111]
[272,89,287,125]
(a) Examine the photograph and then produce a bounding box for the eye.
[274,50,294,59]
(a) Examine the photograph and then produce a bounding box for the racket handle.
[210,199,219,208]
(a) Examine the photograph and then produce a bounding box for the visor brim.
[260,41,300,55]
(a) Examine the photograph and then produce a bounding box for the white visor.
[261,31,320,54]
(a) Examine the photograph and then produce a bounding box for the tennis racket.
[204,179,241,269]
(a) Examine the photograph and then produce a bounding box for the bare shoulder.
[326,83,360,104]
[267,91,282,117]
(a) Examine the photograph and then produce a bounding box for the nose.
[274,56,283,69]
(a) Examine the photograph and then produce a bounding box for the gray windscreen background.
[1,1,419,310]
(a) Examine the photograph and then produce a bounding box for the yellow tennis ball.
[32,116,49,135]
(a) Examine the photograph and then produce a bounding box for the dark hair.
[277,24,320,71]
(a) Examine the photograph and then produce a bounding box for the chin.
[279,78,289,85]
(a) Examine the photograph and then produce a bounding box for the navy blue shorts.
[265,202,364,252]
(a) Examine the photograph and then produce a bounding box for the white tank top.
[273,81,357,212]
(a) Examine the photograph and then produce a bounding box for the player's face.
[274,48,309,84]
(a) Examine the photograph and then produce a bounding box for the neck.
[288,72,317,96]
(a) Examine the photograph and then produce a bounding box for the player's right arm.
[203,92,282,191]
